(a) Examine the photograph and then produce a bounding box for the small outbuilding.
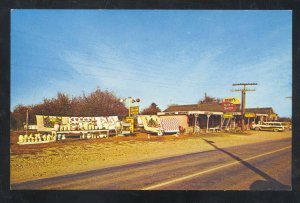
[159,103,223,133]
[245,107,278,125]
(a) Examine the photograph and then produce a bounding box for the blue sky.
[11,10,292,117]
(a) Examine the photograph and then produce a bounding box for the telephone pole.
[231,83,257,131]
[26,109,29,135]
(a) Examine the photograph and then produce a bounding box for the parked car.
[251,122,285,132]
[281,122,292,130]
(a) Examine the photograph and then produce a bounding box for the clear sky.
[11,10,292,117]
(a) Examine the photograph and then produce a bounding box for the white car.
[251,122,285,132]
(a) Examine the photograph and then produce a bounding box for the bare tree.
[198,93,222,104]
[140,103,161,115]
[11,88,128,129]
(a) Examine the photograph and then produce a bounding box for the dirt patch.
[10,130,291,184]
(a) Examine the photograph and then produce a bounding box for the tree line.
[10,88,164,130]
[11,89,129,130]
[11,90,240,130]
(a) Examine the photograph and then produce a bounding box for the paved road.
[11,137,291,190]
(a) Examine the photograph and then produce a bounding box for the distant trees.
[10,88,128,130]
[198,93,222,104]
[140,103,161,115]
[11,105,29,130]
[79,89,127,117]
[167,103,178,107]
[277,117,292,122]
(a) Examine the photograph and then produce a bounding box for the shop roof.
[245,107,276,115]
[164,104,276,115]
[164,103,223,112]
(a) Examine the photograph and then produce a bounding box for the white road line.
[142,146,291,190]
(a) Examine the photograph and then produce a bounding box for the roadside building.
[159,103,223,133]
[245,107,278,123]
[160,104,279,132]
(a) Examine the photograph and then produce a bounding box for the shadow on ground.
[202,138,290,191]
[250,179,290,190]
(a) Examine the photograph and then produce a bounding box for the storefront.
[161,103,223,132]
[161,105,279,132]
[246,107,278,123]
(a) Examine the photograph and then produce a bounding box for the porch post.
[225,118,230,129]
[206,114,211,133]
[247,118,250,130]
[233,117,236,129]
[220,115,223,129]
[194,114,198,133]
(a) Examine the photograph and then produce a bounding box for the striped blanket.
[160,117,179,133]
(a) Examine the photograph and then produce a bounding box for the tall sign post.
[125,117,135,133]
[231,83,257,131]
[120,97,140,133]
[222,98,239,131]
[130,106,139,116]
[26,109,29,135]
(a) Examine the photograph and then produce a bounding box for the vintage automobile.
[251,122,285,132]
[282,122,292,130]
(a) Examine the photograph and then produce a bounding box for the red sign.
[222,102,237,112]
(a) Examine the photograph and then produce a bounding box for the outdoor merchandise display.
[139,115,182,135]
[36,115,119,132]
[160,117,180,133]
[17,133,57,145]
[140,115,163,134]
[17,115,122,145]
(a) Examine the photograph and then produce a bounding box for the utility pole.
[231,83,257,131]
[26,109,29,135]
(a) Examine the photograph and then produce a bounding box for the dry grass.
[10,130,291,184]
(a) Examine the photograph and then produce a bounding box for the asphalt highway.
[11,137,291,190]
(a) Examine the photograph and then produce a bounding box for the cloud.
[57,16,291,116]
[61,45,137,90]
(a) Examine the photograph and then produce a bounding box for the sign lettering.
[223,113,233,118]
[130,106,139,115]
[245,112,256,118]
[222,97,241,105]
[222,102,237,112]
[125,116,134,133]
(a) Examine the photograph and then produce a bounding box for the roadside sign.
[245,112,256,118]
[130,106,139,115]
[125,116,134,121]
[270,113,277,119]
[125,116,134,133]
[222,102,237,112]
[222,97,241,105]
[223,112,233,118]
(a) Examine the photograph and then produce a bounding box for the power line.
[232,83,257,86]
[231,89,256,92]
